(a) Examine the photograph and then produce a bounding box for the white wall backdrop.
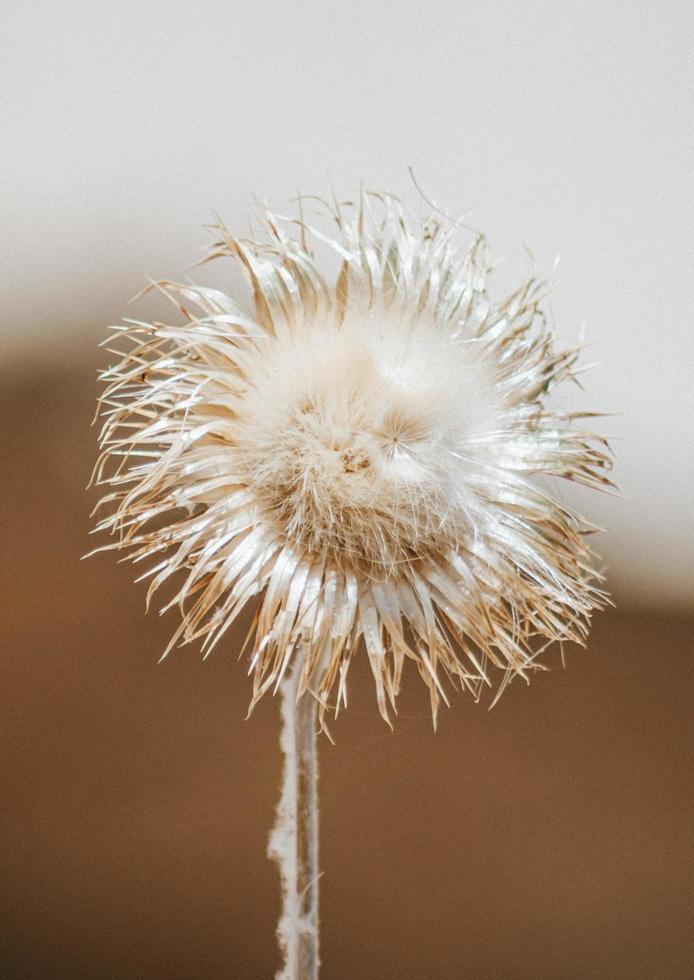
[2,0,692,606]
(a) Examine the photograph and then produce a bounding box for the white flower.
[92,191,612,728]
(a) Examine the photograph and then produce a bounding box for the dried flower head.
[92,191,612,728]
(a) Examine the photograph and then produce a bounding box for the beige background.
[0,0,694,606]
[3,0,694,605]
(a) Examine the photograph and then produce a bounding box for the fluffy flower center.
[236,316,490,575]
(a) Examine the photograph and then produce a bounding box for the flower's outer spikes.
[91,191,612,729]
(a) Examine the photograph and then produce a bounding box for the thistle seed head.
[91,191,613,729]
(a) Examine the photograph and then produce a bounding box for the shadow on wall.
[2,364,693,979]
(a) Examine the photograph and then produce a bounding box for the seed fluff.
[91,191,612,729]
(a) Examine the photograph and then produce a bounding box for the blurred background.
[2,2,692,978]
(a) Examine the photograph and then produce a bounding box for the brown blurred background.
[2,363,693,980]
[3,2,694,977]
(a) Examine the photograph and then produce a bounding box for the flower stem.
[269,659,320,979]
